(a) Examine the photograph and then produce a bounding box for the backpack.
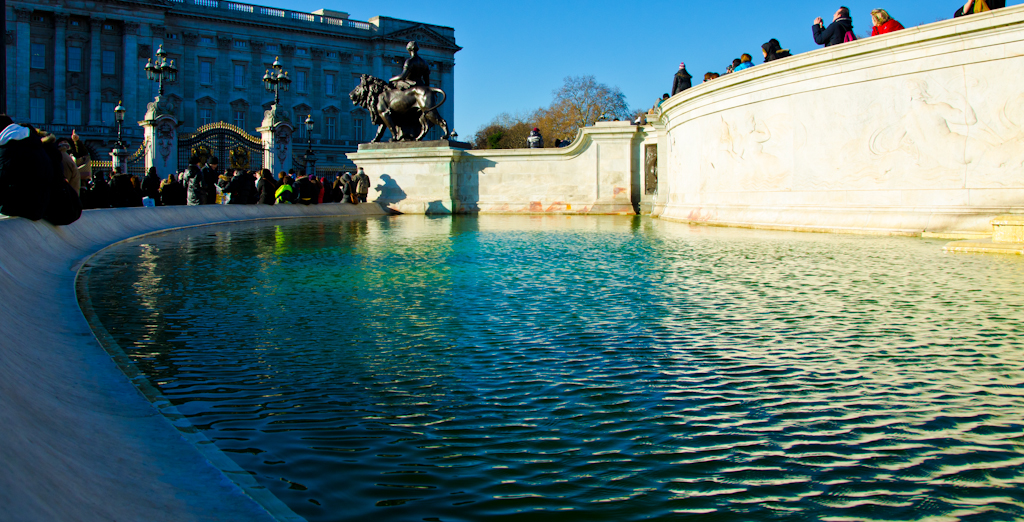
[844,30,857,43]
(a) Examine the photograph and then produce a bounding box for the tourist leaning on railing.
[813,6,854,47]
[870,9,904,35]
[955,0,1005,17]
[734,54,755,71]
[762,39,792,62]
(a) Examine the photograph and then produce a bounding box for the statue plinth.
[357,139,470,151]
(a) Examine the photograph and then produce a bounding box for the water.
[81,215,1024,521]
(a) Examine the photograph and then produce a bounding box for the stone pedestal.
[139,96,179,178]
[944,215,1024,255]
[110,147,129,173]
[258,105,294,175]
[347,142,465,214]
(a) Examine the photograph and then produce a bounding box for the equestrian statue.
[349,41,450,142]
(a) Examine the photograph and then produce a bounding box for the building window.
[71,20,80,27]
[166,33,178,40]
[200,36,213,45]
[199,108,213,126]
[199,61,213,85]
[352,55,362,63]
[66,100,83,126]
[266,44,279,54]
[233,40,247,49]
[31,43,46,70]
[296,70,307,93]
[103,24,113,31]
[353,117,363,142]
[233,64,246,88]
[296,48,308,56]
[234,110,245,129]
[327,51,338,59]
[102,50,116,75]
[30,98,46,123]
[325,116,336,140]
[68,46,83,73]
[297,117,307,139]
[325,73,335,95]
[101,102,115,126]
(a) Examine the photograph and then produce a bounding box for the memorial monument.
[349,41,450,142]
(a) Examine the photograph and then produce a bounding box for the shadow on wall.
[374,174,406,209]
[427,200,450,214]
[454,157,496,214]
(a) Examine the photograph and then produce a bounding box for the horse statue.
[349,74,450,142]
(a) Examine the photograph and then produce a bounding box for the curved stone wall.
[0,204,384,521]
[654,5,1024,236]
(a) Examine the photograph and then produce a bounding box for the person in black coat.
[671,63,692,96]
[141,167,162,205]
[201,157,220,204]
[256,169,277,205]
[812,7,854,47]
[159,175,186,205]
[762,39,792,62]
[955,0,1005,17]
[223,169,253,204]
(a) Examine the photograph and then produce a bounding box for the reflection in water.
[84,215,1024,521]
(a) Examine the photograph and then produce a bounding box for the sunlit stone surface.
[83,215,1024,521]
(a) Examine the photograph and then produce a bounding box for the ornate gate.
[178,122,264,171]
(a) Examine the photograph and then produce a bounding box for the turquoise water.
[83,215,1024,521]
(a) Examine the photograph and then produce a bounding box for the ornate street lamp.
[303,114,317,176]
[263,57,291,106]
[144,45,177,97]
[111,101,129,171]
[450,131,458,142]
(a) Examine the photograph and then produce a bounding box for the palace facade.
[5,0,460,168]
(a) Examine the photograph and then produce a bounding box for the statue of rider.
[389,41,430,91]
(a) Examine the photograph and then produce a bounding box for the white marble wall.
[656,5,1024,235]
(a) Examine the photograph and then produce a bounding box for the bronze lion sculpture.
[349,74,450,142]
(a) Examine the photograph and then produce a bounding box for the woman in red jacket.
[870,9,904,36]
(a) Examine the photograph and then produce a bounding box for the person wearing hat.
[527,127,543,148]
[671,62,692,96]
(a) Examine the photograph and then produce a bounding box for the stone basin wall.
[0,204,384,521]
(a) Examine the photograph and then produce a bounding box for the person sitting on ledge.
[762,39,792,62]
[870,9,904,35]
[275,175,295,204]
[734,54,755,71]
[671,63,692,96]
[725,58,740,74]
[954,0,1005,17]
[813,6,854,47]
[704,72,721,82]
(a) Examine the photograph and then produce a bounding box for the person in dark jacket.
[671,63,692,96]
[223,169,253,204]
[339,171,353,203]
[256,169,277,204]
[813,7,854,47]
[331,178,344,202]
[109,170,142,207]
[182,156,205,206]
[159,175,186,205]
[0,116,80,224]
[955,0,1004,17]
[142,167,162,205]
[762,39,792,62]
[90,172,111,209]
[201,157,220,204]
[295,175,316,205]
[321,177,335,203]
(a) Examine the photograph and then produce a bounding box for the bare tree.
[549,75,631,138]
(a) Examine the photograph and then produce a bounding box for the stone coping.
[0,203,385,521]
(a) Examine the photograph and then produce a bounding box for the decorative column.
[52,14,68,123]
[140,100,178,178]
[88,18,103,125]
[122,22,140,127]
[13,9,32,122]
[259,107,293,174]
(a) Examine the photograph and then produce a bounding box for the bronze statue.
[349,41,450,142]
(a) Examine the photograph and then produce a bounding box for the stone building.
[5,0,460,170]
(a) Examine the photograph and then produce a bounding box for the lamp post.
[110,101,129,172]
[262,57,291,107]
[144,45,177,98]
[303,114,316,176]
[451,131,458,142]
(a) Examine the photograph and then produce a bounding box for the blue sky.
[288,0,1018,136]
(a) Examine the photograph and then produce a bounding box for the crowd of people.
[663,2,1004,104]
[0,116,374,225]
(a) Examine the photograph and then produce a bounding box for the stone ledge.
[0,203,386,521]
[943,238,1024,255]
[357,139,471,151]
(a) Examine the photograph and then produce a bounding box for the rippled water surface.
[83,215,1024,521]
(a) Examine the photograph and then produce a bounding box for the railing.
[170,0,373,31]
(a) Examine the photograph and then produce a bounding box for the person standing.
[55,138,81,195]
[954,0,1004,17]
[182,155,205,206]
[671,63,692,96]
[527,128,543,148]
[201,156,220,204]
[813,6,854,47]
[354,167,370,204]
[256,169,277,205]
[142,167,162,205]
[68,129,91,183]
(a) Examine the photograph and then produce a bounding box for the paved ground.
[0,204,386,522]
